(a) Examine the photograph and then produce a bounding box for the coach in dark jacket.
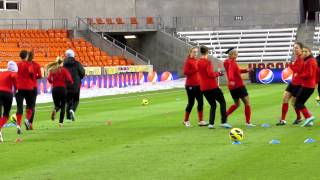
[63,49,85,121]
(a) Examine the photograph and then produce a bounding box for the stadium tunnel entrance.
[302,0,320,22]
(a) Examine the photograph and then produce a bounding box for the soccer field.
[1,84,320,180]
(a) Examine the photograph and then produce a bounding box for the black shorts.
[230,86,248,100]
[285,84,301,97]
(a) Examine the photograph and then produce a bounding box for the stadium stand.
[0,29,135,68]
[177,28,298,62]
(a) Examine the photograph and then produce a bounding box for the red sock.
[227,104,238,116]
[0,116,8,129]
[26,108,33,120]
[16,114,22,126]
[281,103,289,120]
[198,111,203,122]
[184,112,190,122]
[245,105,251,124]
[301,108,311,119]
[295,108,301,120]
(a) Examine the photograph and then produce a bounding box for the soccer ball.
[10,114,17,123]
[142,98,149,105]
[229,128,244,142]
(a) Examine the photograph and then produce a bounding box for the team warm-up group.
[183,43,319,128]
[0,49,85,142]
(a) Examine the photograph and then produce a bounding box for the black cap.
[225,47,235,54]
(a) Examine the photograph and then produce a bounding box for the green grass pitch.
[1,84,320,180]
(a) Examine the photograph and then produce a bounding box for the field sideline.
[1,84,320,180]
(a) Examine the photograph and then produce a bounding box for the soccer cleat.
[29,123,33,130]
[292,119,303,125]
[59,123,63,128]
[198,120,208,127]
[183,121,191,128]
[0,130,3,143]
[24,119,31,130]
[246,123,256,127]
[220,123,232,129]
[276,120,286,126]
[51,110,56,121]
[17,125,22,135]
[306,122,314,127]
[69,110,76,121]
[208,124,215,129]
[301,116,315,127]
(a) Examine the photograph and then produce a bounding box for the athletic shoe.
[51,110,56,121]
[292,119,303,125]
[306,122,314,127]
[24,119,31,130]
[17,125,22,135]
[69,110,76,121]
[29,123,33,130]
[0,130,3,142]
[198,120,208,127]
[183,121,191,128]
[220,123,232,129]
[208,124,215,129]
[59,123,63,128]
[301,116,315,127]
[246,123,257,127]
[276,120,286,126]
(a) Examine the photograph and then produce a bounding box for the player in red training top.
[47,57,74,127]
[0,61,18,142]
[183,47,207,127]
[223,48,256,127]
[277,42,304,126]
[15,50,35,135]
[27,50,42,130]
[296,47,318,127]
[197,46,232,129]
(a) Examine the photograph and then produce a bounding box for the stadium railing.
[81,17,160,32]
[76,17,150,65]
[177,28,298,62]
[0,18,68,29]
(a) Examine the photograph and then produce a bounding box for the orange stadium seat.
[116,18,125,25]
[106,18,115,25]
[146,16,154,25]
[96,18,105,24]
[130,17,138,25]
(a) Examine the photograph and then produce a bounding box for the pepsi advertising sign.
[255,68,293,84]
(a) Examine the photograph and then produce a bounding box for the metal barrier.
[76,17,150,65]
[0,18,68,29]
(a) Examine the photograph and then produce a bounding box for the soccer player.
[315,49,320,102]
[296,47,318,127]
[277,42,304,126]
[15,50,35,135]
[183,47,207,127]
[197,46,232,129]
[63,49,85,121]
[0,61,18,142]
[27,50,42,130]
[223,48,256,127]
[47,57,74,127]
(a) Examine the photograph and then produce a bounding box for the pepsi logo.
[258,69,274,84]
[281,68,293,84]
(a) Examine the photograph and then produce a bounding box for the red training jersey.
[16,61,35,90]
[0,71,17,93]
[183,57,200,86]
[289,55,304,86]
[31,61,42,88]
[47,67,74,88]
[223,58,248,90]
[197,58,221,91]
[300,56,318,88]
